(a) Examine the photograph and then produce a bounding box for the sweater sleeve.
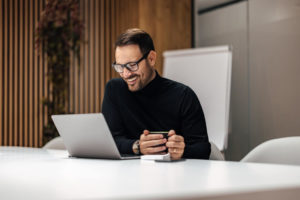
[180,87,211,159]
[102,81,136,154]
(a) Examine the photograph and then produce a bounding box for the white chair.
[163,46,232,152]
[43,136,66,150]
[241,137,300,165]
[209,142,225,160]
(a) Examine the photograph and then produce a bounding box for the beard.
[126,74,142,92]
[125,62,155,92]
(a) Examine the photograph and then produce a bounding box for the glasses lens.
[112,57,142,73]
[113,64,123,73]
[126,63,138,72]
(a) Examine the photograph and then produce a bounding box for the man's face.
[115,44,156,92]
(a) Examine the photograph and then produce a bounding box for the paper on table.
[141,153,171,161]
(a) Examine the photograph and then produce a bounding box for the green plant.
[36,0,84,144]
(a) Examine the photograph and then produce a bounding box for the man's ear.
[148,50,157,66]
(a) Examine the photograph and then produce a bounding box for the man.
[102,28,210,160]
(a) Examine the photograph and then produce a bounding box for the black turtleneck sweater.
[102,72,211,159]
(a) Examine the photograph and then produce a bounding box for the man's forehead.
[115,45,142,63]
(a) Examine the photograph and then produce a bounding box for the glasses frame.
[112,51,150,73]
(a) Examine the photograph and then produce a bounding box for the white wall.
[195,0,300,160]
[248,0,300,148]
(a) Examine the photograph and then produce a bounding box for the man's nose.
[122,67,133,78]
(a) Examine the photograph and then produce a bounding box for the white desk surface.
[1,147,300,200]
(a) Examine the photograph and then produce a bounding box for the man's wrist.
[132,140,140,155]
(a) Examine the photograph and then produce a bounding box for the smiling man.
[102,28,211,160]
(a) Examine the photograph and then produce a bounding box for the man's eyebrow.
[115,61,132,66]
[115,58,139,65]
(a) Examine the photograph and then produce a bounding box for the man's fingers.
[169,148,183,154]
[168,129,176,137]
[167,141,185,149]
[143,146,167,154]
[168,147,184,160]
[140,130,185,157]
[168,135,184,142]
[166,131,185,160]
[141,133,164,141]
[166,136,185,148]
[143,130,150,135]
[141,139,167,148]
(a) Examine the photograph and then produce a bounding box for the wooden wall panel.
[1,0,46,147]
[139,0,192,74]
[24,0,29,146]
[18,0,23,146]
[0,0,192,147]
[42,0,48,145]
[29,0,33,147]
[95,0,100,112]
[115,0,139,34]
[38,0,44,146]
[0,0,3,145]
[33,0,39,147]
[14,0,18,146]
[100,0,105,107]
[4,0,8,146]
[8,0,13,146]
[84,0,89,113]
[71,0,119,115]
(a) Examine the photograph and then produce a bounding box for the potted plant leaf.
[36,0,84,145]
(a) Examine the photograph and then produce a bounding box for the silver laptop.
[51,113,139,159]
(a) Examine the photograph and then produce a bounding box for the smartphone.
[149,131,169,152]
[149,131,169,138]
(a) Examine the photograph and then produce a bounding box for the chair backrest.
[43,136,66,150]
[209,142,225,160]
[163,46,232,151]
[241,137,300,165]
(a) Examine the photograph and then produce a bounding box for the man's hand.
[139,130,167,155]
[166,130,185,160]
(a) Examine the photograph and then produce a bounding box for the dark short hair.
[115,28,155,54]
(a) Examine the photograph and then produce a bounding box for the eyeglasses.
[112,51,150,73]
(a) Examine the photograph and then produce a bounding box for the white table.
[1,147,300,200]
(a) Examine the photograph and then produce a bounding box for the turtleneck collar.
[133,70,163,96]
